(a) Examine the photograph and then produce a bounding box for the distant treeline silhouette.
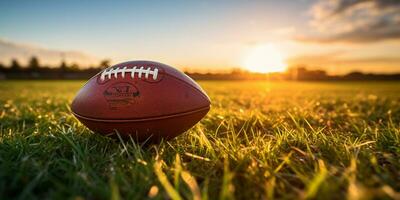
[0,56,399,81]
[0,56,110,79]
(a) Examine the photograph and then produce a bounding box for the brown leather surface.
[72,61,210,120]
[74,106,210,142]
[71,60,210,140]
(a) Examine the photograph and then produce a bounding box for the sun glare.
[242,43,287,73]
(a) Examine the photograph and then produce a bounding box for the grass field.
[0,80,399,200]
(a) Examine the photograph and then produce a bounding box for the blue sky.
[1,0,399,74]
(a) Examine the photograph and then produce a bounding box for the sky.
[1,0,400,74]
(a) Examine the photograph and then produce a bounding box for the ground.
[0,80,399,200]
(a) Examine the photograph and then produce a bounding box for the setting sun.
[242,44,287,73]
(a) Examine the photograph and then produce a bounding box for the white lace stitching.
[100,66,159,81]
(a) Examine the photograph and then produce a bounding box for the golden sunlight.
[242,43,287,73]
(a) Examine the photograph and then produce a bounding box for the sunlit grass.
[0,80,399,199]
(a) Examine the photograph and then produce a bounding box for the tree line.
[0,56,110,73]
[0,56,112,79]
[0,56,399,81]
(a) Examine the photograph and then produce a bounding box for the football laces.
[100,66,159,81]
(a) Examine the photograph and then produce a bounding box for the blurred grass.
[0,80,399,199]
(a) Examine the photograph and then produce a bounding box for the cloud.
[288,53,400,65]
[287,52,400,74]
[0,38,100,67]
[296,0,400,43]
[271,27,296,36]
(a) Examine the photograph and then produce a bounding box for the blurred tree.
[70,63,80,72]
[0,62,5,72]
[60,60,68,71]
[10,59,21,72]
[99,59,111,69]
[28,56,40,70]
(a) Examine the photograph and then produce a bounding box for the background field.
[0,80,399,200]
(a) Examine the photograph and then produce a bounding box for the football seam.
[164,73,211,103]
[72,106,210,122]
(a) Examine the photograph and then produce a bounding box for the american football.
[71,60,210,141]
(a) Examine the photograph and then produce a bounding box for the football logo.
[103,82,140,109]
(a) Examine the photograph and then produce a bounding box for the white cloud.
[297,0,400,43]
[0,38,100,67]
